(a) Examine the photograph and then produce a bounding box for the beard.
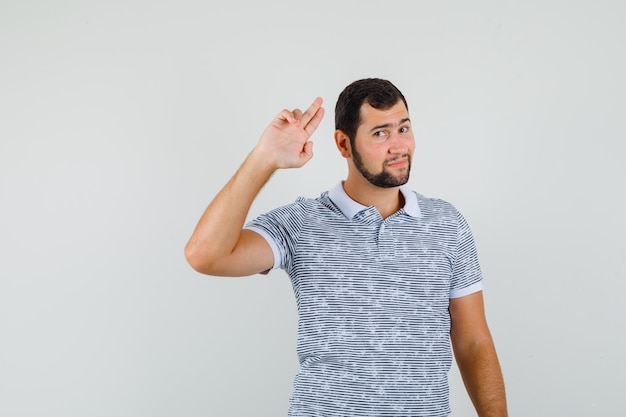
[352,146,411,188]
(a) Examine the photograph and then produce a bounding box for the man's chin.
[369,173,410,188]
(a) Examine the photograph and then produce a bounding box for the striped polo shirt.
[246,182,483,417]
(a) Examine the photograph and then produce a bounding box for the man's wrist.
[245,147,278,177]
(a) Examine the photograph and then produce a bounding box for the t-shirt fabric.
[245,182,483,417]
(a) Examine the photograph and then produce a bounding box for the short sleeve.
[449,209,483,298]
[244,202,304,272]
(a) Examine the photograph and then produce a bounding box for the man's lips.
[385,157,409,168]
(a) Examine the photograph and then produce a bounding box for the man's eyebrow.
[368,118,411,133]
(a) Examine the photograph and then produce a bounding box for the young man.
[185,78,508,416]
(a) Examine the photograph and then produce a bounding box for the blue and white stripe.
[246,182,482,417]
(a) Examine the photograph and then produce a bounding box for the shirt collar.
[328,181,422,220]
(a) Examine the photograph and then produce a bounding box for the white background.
[1,1,625,416]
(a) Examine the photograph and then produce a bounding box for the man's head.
[335,78,408,147]
[334,78,413,188]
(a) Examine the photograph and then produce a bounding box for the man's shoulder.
[408,189,459,217]
[262,190,340,218]
[297,190,344,216]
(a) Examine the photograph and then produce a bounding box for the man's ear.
[334,130,351,158]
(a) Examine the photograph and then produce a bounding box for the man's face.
[351,100,414,188]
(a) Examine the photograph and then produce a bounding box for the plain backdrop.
[1,1,625,416]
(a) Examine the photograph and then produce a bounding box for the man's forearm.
[455,340,508,417]
[184,149,275,273]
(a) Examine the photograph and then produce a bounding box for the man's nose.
[388,133,409,154]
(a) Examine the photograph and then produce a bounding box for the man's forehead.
[358,101,410,127]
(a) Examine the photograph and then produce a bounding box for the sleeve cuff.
[244,226,281,271]
[450,281,483,299]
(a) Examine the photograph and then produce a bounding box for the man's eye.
[400,126,410,133]
[374,131,386,138]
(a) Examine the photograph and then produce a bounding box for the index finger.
[302,99,324,136]
[300,97,324,130]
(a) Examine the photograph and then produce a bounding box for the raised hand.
[184,96,325,276]
[254,97,325,170]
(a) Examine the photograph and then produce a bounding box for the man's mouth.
[385,156,409,168]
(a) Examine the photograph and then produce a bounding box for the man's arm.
[184,97,325,277]
[449,291,508,417]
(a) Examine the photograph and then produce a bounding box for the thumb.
[301,140,314,161]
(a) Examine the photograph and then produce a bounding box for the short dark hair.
[335,78,408,144]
